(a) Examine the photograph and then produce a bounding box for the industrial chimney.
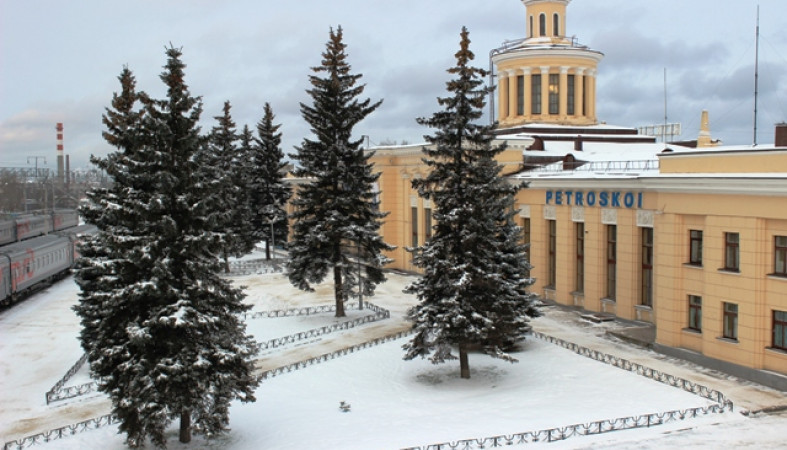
[56,123,65,184]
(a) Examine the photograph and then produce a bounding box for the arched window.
[553,13,560,36]
[539,13,546,37]
[529,16,534,38]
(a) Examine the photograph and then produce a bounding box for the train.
[0,209,80,246]
[0,223,96,306]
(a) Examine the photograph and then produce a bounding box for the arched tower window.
[553,13,560,36]
[539,13,546,37]
[529,15,534,38]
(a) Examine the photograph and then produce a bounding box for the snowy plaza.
[1,259,785,449]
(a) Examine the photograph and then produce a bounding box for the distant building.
[364,0,787,389]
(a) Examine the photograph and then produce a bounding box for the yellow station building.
[365,0,787,389]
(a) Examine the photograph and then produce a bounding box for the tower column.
[508,70,519,119]
[575,67,585,119]
[540,66,550,117]
[522,68,532,118]
[587,69,597,122]
[498,70,509,122]
[559,66,569,120]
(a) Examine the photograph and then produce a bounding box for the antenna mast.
[663,68,668,144]
[753,5,760,146]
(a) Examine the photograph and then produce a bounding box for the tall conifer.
[250,103,290,260]
[288,27,393,317]
[403,28,540,379]
[74,47,259,447]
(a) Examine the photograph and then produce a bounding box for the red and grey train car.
[0,224,96,306]
[0,209,79,246]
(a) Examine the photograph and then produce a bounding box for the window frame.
[411,207,418,247]
[553,13,560,37]
[641,227,654,307]
[607,225,617,300]
[516,75,525,116]
[688,295,702,332]
[773,310,787,351]
[424,208,432,240]
[575,222,584,292]
[722,302,738,341]
[539,13,546,37]
[548,219,556,287]
[531,74,542,115]
[567,74,575,116]
[724,232,740,271]
[548,74,559,115]
[774,236,787,276]
[689,229,703,266]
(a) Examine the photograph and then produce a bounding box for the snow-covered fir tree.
[402,28,540,379]
[249,103,291,260]
[205,101,256,272]
[288,26,393,317]
[73,47,259,448]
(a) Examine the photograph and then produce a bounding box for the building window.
[539,13,546,36]
[607,225,616,300]
[641,228,653,307]
[522,217,531,278]
[775,236,787,276]
[575,222,584,292]
[531,74,542,115]
[529,15,534,38]
[567,74,575,115]
[688,295,702,331]
[517,75,525,116]
[583,76,588,116]
[553,13,560,36]
[411,207,418,247]
[548,220,556,287]
[424,208,432,240]
[773,310,787,350]
[689,230,703,265]
[548,74,559,115]
[724,232,739,271]
[723,302,738,340]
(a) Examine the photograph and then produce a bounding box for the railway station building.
[365,0,787,388]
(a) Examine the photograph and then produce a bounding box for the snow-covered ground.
[1,261,785,449]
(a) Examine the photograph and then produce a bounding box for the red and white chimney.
[56,123,65,183]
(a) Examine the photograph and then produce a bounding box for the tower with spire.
[493,0,604,129]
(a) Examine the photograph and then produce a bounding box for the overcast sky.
[1,0,786,170]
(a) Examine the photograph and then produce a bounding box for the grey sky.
[1,0,785,170]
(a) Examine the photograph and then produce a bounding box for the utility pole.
[27,156,46,211]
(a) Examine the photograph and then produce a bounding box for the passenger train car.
[0,224,96,306]
[0,209,80,246]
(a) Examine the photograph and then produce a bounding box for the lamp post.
[357,239,363,310]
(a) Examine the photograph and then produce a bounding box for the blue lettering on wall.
[545,189,644,209]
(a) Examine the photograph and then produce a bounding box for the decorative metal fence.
[3,414,118,450]
[257,302,390,351]
[7,327,736,450]
[228,258,284,275]
[400,331,734,450]
[46,302,391,404]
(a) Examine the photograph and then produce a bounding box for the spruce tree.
[74,47,259,448]
[249,103,291,260]
[288,26,393,317]
[205,100,256,272]
[402,28,540,379]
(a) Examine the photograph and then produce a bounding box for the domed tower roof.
[493,0,604,129]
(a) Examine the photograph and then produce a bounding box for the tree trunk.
[224,252,230,274]
[459,346,470,379]
[265,237,271,260]
[179,409,191,443]
[334,264,345,317]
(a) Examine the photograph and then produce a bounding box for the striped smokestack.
[56,123,65,183]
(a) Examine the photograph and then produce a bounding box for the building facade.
[362,0,787,387]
